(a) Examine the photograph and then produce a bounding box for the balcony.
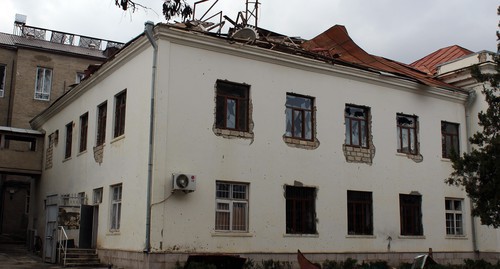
[0,127,44,175]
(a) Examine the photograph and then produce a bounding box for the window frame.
[399,194,423,236]
[285,185,317,235]
[441,121,460,159]
[347,190,373,235]
[285,93,315,141]
[79,112,88,153]
[397,114,418,155]
[34,67,52,101]
[215,181,249,232]
[64,122,73,159]
[113,90,127,138]
[345,104,370,148]
[215,80,250,132]
[96,102,107,146]
[445,198,464,236]
[0,64,6,98]
[110,184,122,232]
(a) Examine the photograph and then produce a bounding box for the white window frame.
[445,198,464,236]
[110,184,122,232]
[215,182,249,232]
[34,67,52,101]
[0,65,6,98]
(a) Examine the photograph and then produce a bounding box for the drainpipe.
[464,89,478,253]
[144,21,157,254]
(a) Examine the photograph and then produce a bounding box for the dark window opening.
[0,65,6,97]
[96,102,107,146]
[79,113,88,152]
[400,194,423,236]
[2,135,37,151]
[347,190,373,235]
[215,80,249,132]
[345,105,369,147]
[65,122,73,158]
[397,114,418,154]
[285,93,314,140]
[114,90,126,138]
[285,185,316,234]
[441,121,459,159]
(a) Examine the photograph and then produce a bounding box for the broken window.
[0,65,6,98]
[79,113,88,153]
[215,182,249,232]
[285,93,314,140]
[96,102,107,146]
[285,185,316,234]
[215,80,249,131]
[65,122,73,159]
[441,121,459,159]
[445,198,464,236]
[347,190,373,235]
[110,184,122,231]
[34,67,52,101]
[345,105,369,147]
[397,114,418,154]
[400,194,423,236]
[114,90,127,138]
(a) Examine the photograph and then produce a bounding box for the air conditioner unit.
[172,173,196,193]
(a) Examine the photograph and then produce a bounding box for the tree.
[114,0,192,22]
[446,52,500,227]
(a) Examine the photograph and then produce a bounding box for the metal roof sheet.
[410,45,473,75]
[301,25,460,90]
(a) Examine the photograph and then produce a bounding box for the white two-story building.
[30,22,499,268]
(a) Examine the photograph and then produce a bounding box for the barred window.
[347,190,373,235]
[400,194,423,236]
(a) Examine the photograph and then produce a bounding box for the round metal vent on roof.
[231,26,259,42]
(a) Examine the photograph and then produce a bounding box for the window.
[215,182,249,232]
[285,186,316,234]
[215,80,249,131]
[285,93,314,140]
[441,121,459,158]
[110,184,122,231]
[345,105,369,147]
[65,122,73,159]
[347,191,373,235]
[93,188,103,205]
[445,199,464,236]
[78,192,86,205]
[34,67,52,100]
[0,65,6,97]
[79,113,88,152]
[114,90,126,138]
[96,102,107,146]
[397,114,418,154]
[399,194,423,236]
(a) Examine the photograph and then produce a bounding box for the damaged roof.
[410,45,474,75]
[300,25,461,90]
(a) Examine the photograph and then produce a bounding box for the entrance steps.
[62,248,108,267]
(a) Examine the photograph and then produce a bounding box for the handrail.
[57,226,68,266]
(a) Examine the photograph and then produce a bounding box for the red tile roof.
[301,25,460,90]
[410,45,473,75]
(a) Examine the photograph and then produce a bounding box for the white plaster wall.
[149,38,487,255]
[35,44,154,252]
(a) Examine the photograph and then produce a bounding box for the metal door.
[44,197,58,263]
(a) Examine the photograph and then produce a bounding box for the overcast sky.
[0,0,497,64]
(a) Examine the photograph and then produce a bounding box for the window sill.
[107,231,120,235]
[346,235,376,239]
[398,235,426,239]
[111,135,125,144]
[211,231,253,237]
[283,233,319,238]
[214,127,253,139]
[283,136,319,150]
[77,150,87,157]
[62,157,72,163]
[445,235,467,240]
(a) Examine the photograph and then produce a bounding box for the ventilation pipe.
[144,20,157,253]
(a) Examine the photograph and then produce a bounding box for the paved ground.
[0,234,108,269]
